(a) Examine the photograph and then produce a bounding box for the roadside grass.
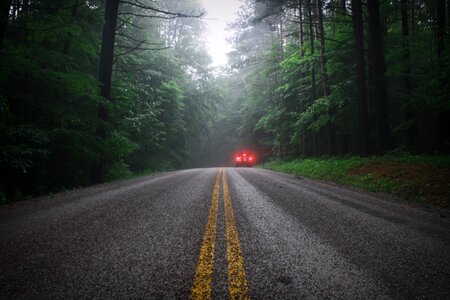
[262,154,450,208]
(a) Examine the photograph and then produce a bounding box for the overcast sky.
[200,0,241,67]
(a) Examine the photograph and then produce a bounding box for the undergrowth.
[262,154,450,208]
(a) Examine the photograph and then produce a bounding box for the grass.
[262,154,450,208]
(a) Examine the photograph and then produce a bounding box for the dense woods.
[0,0,222,202]
[0,0,449,202]
[215,0,450,159]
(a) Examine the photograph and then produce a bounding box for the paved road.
[1,168,449,299]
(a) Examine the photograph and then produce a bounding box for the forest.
[0,0,449,203]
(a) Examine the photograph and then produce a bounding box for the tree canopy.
[0,0,449,202]
[215,0,450,160]
[0,0,222,202]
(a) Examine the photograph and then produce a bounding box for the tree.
[316,0,337,155]
[91,0,120,184]
[307,0,316,102]
[401,0,416,147]
[224,0,449,158]
[351,0,370,155]
[297,0,304,57]
[367,0,391,153]
[436,0,446,58]
[436,0,450,149]
[0,0,220,202]
[63,0,80,55]
[0,0,11,49]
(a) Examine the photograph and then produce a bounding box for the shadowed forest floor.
[262,154,450,208]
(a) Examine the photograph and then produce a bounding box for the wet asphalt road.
[1,167,450,299]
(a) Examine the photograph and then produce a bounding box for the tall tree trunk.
[298,0,306,147]
[436,0,446,58]
[22,0,29,15]
[352,0,370,155]
[307,0,316,102]
[306,0,318,155]
[401,0,416,147]
[298,0,304,57]
[340,0,346,11]
[435,0,449,149]
[278,13,284,60]
[410,0,415,35]
[276,15,284,157]
[307,0,318,155]
[63,0,79,55]
[0,0,11,49]
[99,0,119,101]
[91,0,119,184]
[316,0,329,97]
[316,0,337,155]
[447,0,450,28]
[367,0,391,153]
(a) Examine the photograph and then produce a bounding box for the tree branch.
[116,16,138,30]
[114,41,171,57]
[116,45,168,50]
[117,12,177,19]
[116,33,163,45]
[119,0,204,18]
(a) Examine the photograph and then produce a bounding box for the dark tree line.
[0,0,221,202]
[1,0,449,202]
[220,0,450,159]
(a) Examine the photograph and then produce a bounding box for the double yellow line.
[191,168,250,300]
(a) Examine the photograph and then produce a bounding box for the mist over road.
[1,168,449,299]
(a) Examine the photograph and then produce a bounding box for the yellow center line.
[191,168,250,299]
[191,168,222,300]
[222,170,250,300]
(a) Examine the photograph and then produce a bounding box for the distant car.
[234,151,255,167]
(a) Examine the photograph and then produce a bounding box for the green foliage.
[263,156,365,180]
[222,0,450,160]
[104,160,133,181]
[0,0,222,202]
[2,0,449,202]
[263,153,450,208]
[294,96,334,133]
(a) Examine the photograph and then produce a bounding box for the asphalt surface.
[1,167,449,299]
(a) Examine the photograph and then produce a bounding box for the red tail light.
[234,151,255,165]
